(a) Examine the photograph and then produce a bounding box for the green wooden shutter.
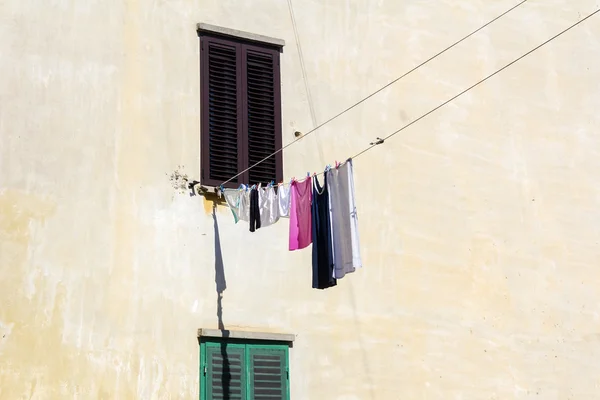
[248,346,289,400]
[205,343,247,400]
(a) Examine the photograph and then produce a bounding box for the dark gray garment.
[249,188,261,232]
[311,174,336,289]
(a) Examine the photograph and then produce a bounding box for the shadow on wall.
[213,202,232,399]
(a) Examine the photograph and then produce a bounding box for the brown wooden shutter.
[200,33,282,188]
[242,44,283,186]
[200,36,244,187]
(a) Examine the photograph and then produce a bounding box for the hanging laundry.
[311,174,336,289]
[277,184,291,218]
[327,159,362,279]
[249,187,261,232]
[289,177,312,250]
[258,184,280,227]
[223,188,243,223]
[236,187,250,222]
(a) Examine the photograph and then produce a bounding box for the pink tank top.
[289,178,312,250]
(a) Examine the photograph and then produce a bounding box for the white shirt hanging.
[327,159,362,279]
[277,184,291,218]
[258,185,280,227]
[237,188,250,222]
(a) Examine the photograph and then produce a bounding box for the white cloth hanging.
[327,159,362,279]
[258,185,280,227]
[277,184,291,218]
[237,188,250,222]
[223,189,242,223]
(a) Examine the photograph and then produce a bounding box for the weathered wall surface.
[2,0,600,398]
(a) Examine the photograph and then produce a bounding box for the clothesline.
[213,6,599,195]
[224,158,353,192]
[217,0,528,187]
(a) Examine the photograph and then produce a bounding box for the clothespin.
[370,137,385,146]
[335,161,340,169]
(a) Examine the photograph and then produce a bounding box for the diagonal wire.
[286,7,600,186]
[349,7,600,162]
[219,0,529,186]
[287,0,326,165]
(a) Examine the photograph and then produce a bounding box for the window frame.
[199,32,283,189]
[199,337,291,400]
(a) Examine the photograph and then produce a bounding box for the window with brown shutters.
[200,33,283,188]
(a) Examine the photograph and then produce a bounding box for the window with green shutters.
[200,339,290,400]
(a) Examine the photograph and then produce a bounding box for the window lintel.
[197,23,285,48]
[197,328,295,343]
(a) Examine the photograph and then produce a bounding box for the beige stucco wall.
[2,0,600,398]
